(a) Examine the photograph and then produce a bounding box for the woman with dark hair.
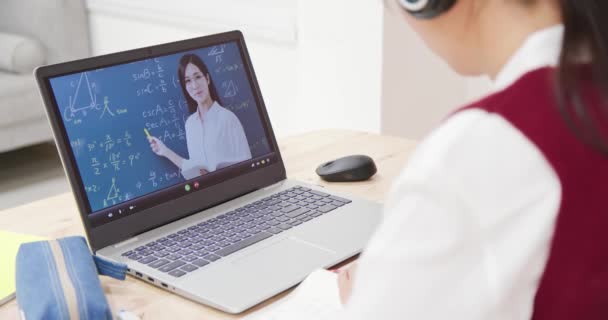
[332,0,608,319]
[149,54,251,179]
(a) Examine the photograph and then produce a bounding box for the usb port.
[135,272,142,278]
[147,277,154,282]
[161,283,168,288]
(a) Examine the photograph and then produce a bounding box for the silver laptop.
[35,31,382,313]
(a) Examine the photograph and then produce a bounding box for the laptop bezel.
[35,31,286,251]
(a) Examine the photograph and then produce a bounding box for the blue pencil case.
[15,236,128,320]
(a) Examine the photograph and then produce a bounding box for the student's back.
[460,65,608,319]
[335,1,608,319]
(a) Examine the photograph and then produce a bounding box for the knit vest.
[458,67,608,319]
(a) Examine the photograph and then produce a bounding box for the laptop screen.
[47,40,275,227]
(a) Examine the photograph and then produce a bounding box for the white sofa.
[0,0,90,152]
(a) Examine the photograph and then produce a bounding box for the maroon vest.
[458,67,608,319]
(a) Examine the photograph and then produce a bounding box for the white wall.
[86,0,383,138]
[381,7,492,140]
[295,0,383,135]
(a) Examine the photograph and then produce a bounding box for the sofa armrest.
[0,32,46,74]
[0,0,90,65]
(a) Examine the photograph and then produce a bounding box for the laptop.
[34,31,382,314]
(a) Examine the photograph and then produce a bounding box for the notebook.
[0,231,46,305]
[243,268,342,320]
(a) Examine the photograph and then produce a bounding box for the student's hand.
[200,169,209,175]
[337,262,358,305]
[148,136,168,157]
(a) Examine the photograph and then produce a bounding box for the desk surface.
[0,130,416,319]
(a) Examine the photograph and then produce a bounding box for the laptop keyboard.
[120,186,352,277]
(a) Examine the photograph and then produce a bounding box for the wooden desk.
[0,130,416,319]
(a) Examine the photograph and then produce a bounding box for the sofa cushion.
[0,72,47,126]
[0,32,46,74]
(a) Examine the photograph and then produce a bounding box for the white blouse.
[341,25,564,319]
[181,101,252,179]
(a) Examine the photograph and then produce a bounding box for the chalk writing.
[222,80,238,97]
[50,41,268,212]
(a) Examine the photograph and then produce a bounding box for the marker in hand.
[146,128,157,152]
[146,128,166,157]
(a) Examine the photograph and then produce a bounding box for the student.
[149,54,252,179]
[337,0,608,319]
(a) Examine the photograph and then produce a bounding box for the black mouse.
[316,155,377,182]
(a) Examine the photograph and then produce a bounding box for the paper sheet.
[0,231,46,305]
[243,269,342,320]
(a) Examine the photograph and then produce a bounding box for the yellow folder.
[0,231,46,305]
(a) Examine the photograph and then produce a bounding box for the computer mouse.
[316,155,377,182]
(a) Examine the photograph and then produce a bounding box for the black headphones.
[399,0,457,19]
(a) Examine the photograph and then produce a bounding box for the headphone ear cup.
[398,0,430,12]
[399,0,456,19]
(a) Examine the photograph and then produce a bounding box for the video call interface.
[49,41,272,221]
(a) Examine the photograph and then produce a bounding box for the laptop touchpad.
[188,237,338,312]
[232,237,336,268]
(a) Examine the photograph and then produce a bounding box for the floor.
[0,143,69,211]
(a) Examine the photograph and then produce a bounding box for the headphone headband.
[399,0,456,19]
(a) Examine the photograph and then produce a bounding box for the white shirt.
[181,101,252,179]
[341,25,564,319]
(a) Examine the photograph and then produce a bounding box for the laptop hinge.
[113,236,140,248]
[261,181,284,191]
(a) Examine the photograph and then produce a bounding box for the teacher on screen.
[148,53,252,179]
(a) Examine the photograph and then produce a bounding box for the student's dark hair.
[556,0,608,155]
[177,54,222,114]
